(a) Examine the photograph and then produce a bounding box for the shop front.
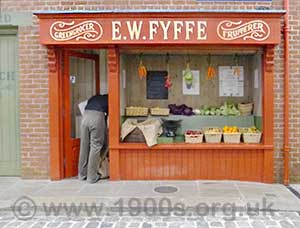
[35,10,284,182]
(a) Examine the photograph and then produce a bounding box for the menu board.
[146,71,168,99]
[219,66,244,97]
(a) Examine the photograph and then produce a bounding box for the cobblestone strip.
[0,211,300,227]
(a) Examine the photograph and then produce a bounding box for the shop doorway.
[0,28,20,176]
[63,50,100,178]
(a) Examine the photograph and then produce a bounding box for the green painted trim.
[0,12,32,26]
[121,115,255,135]
[0,30,21,175]
[254,116,262,131]
[15,30,21,175]
[0,27,18,35]
[120,116,126,126]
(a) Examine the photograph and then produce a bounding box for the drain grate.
[154,186,178,193]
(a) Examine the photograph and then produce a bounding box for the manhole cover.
[154,186,178,193]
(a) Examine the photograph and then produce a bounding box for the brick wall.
[288,0,300,182]
[1,0,299,183]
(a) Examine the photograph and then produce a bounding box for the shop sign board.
[38,15,281,45]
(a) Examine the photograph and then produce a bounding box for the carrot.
[207,66,216,80]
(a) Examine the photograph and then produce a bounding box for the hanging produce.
[138,53,147,79]
[206,54,216,80]
[165,76,172,88]
[233,54,240,77]
[164,53,172,89]
[183,56,193,88]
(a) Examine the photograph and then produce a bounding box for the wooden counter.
[113,142,271,182]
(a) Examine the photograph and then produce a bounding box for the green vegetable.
[199,102,240,116]
[184,67,193,85]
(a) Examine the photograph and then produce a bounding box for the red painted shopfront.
[35,11,284,182]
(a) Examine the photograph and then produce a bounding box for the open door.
[63,51,99,178]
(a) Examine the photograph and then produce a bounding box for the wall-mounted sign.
[147,71,168,100]
[217,20,270,41]
[50,21,103,42]
[36,12,283,45]
[219,66,244,97]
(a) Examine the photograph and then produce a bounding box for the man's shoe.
[87,175,101,184]
[78,175,87,181]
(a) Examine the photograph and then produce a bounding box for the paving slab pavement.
[0,178,300,227]
[0,178,300,210]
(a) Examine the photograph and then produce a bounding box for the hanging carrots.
[138,53,147,79]
[206,66,216,80]
[206,54,216,80]
[233,54,240,77]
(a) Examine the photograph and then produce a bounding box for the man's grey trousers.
[78,110,107,183]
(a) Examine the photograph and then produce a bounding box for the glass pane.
[69,56,96,138]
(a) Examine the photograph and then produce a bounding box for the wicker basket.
[150,108,170,116]
[238,103,253,116]
[203,127,222,143]
[125,107,148,116]
[223,133,241,144]
[243,132,262,143]
[185,132,203,143]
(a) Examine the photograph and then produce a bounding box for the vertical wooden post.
[48,46,64,180]
[263,45,275,183]
[108,47,121,180]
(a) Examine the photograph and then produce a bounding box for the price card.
[219,66,244,97]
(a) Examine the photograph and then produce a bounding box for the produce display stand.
[35,10,284,182]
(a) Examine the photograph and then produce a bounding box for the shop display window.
[120,49,263,145]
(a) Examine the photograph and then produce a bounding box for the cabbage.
[200,102,240,116]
